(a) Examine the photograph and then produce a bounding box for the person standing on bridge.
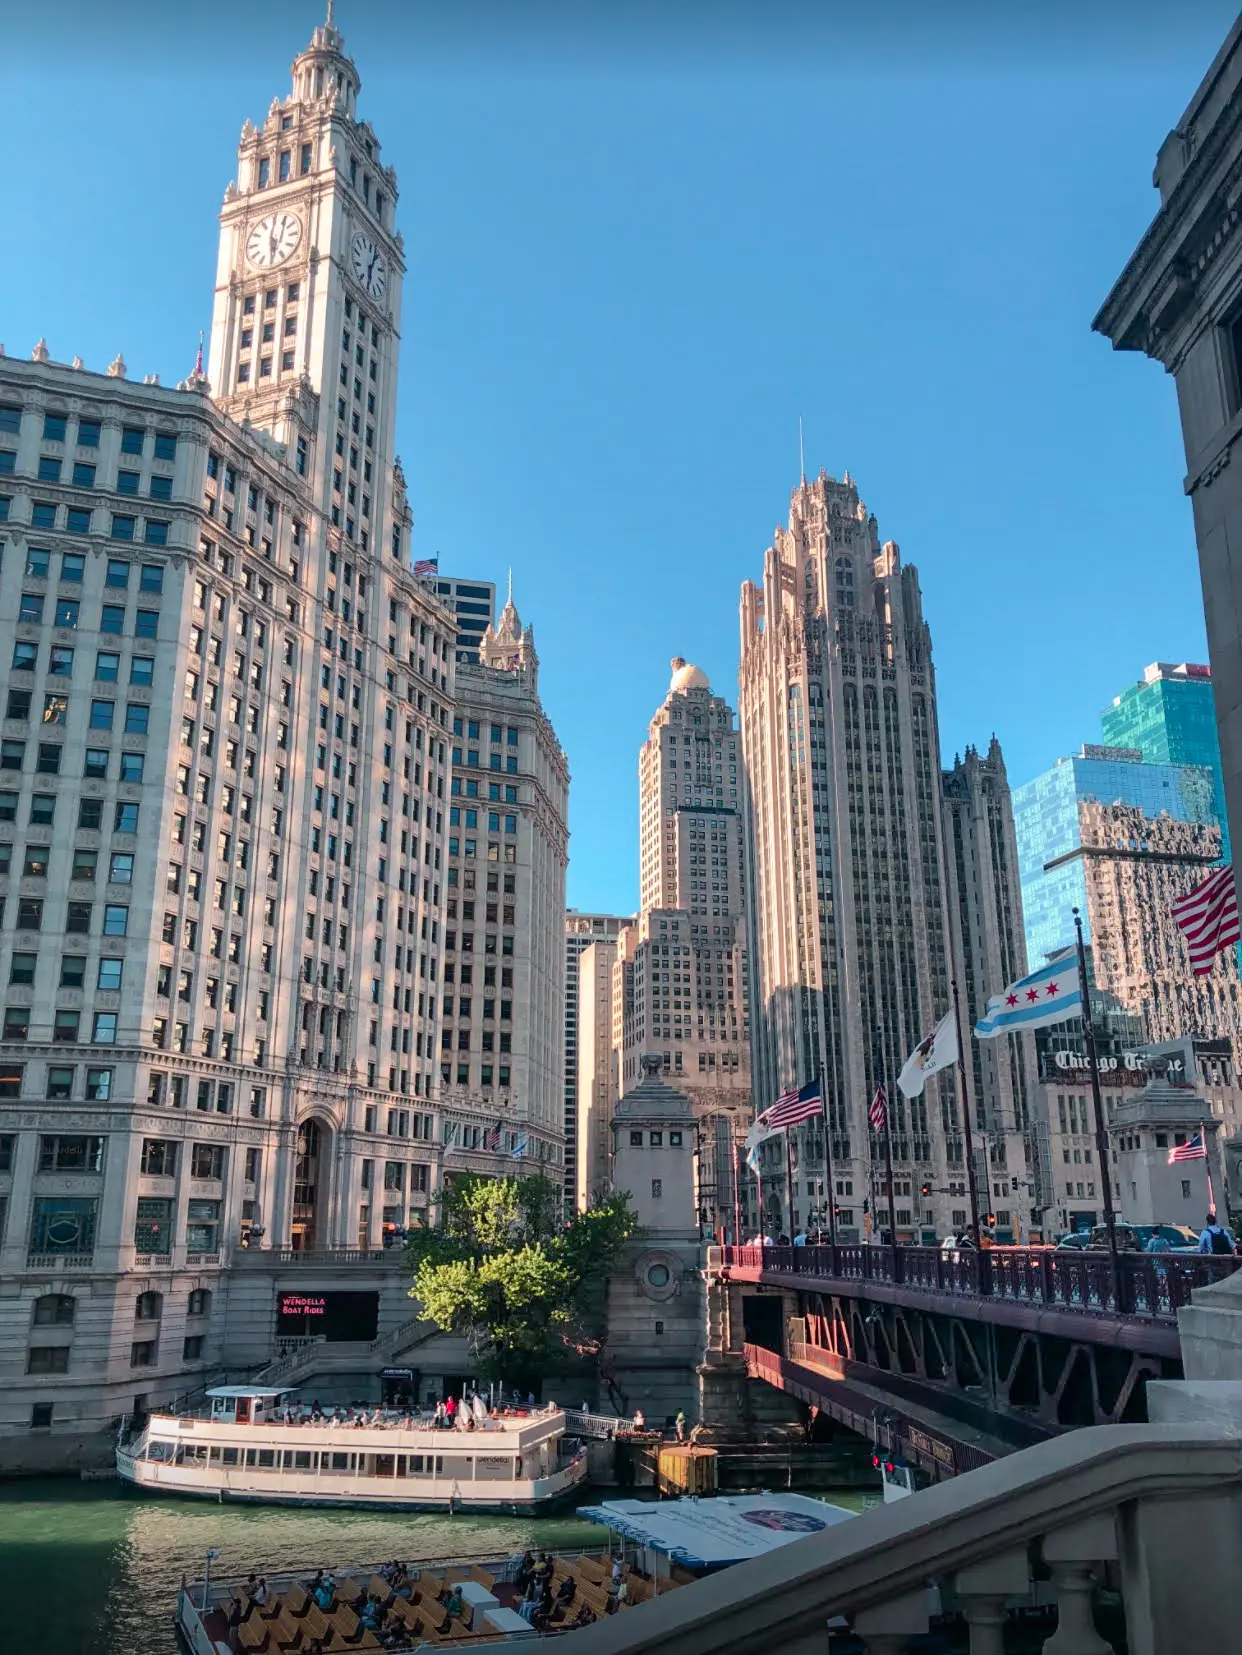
[1198,1211,1237,1254]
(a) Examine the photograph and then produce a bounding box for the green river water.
[0,1479,870,1655]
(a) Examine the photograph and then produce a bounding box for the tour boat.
[117,1386,588,1513]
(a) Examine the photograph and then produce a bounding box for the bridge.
[708,1243,1240,1476]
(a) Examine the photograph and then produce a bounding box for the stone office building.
[1095,16,1242,912]
[0,15,467,1459]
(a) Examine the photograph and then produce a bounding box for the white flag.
[898,1010,959,1098]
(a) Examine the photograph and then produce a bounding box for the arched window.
[135,1291,163,1322]
[834,556,855,609]
[32,1293,75,1327]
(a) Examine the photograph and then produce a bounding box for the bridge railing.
[719,1242,1240,1322]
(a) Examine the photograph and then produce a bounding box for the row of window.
[5,692,151,733]
[12,644,155,686]
[0,406,176,459]
[9,947,130,986]
[2,898,131,933]
[0,499,171,541]
[2,1007,122,1044]
[2,455,176,501]
[16,593,159,632]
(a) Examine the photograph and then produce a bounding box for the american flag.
[412,556,439,577]
[1172,864,1240,975]
[869,1084,888,1132]
[766,1079,823,1129]
[1168,1132,1207,1165]
[484,1119,503,1152]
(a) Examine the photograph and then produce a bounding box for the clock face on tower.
[351,231,388,299]
[246,212,302,269]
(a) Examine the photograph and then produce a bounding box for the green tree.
[406,1175,637,1389]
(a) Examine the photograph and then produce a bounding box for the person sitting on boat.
[443,1586,464,1621]
[614,1579,630,1608]
[575,1603,596,1627]
[306,1570,326,1596]
[360,1597,382,1630]
[314,1579,335,1612]
[556,1575,576,1607]
[253,1578,268,1608]
[533,1581,555,1630]
[632,1407,646,1431]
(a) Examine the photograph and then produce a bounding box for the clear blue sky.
[2,2,1236,914]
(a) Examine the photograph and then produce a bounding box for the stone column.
[854,1586,931,1653]
[1042,1514,1117,1655]
[954,1549,1029,1655]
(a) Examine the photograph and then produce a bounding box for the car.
[1055,1230,1092,1249]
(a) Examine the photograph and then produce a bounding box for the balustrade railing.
[719,1242,1240,1323]
[565,1423,1242,1654]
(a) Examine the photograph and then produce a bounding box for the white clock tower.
[207,5,405,553]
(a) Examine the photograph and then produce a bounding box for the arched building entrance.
[291,1118,331,1251]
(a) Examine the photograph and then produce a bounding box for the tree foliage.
[406,1174,637,1388]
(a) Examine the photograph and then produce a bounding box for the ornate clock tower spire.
[207,10,404,552]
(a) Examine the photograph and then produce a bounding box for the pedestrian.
[674,1409,686,1442]
[1198,1211,1237,1254]
[1145,1225,1172,1254]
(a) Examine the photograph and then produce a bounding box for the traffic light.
[986,1213,996,1227]
[920,1181,932,1198]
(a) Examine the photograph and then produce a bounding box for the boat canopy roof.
[576,1492,855,1569]
[205,1386,295,1399]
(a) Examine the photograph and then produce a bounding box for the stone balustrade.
[536,1424,1242,1653]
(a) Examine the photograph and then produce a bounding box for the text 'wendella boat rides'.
[117,1386,588,1513]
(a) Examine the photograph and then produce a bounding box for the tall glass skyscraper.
[1101,662,1229,861]
[1013,746,1218,964]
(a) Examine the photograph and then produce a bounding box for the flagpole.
[819,1072,837,1252]
[784,1126,796,1239]
[732,1135,742,1246]
[1073,908,1121,1305]
[950,976,984,1256]
[1204,1122,1216,1216]
[874,1042,898,1250]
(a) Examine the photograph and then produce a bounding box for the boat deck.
[182,1550,683,1650]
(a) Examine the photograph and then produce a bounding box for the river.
[0,1478,869,1655]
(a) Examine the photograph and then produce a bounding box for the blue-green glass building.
[1101,661,1229,862]
[1012,746,1219,965]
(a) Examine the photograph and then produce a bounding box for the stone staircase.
[253,1313,441,1388]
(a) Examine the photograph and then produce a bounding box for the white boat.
[117,1386,588,1514]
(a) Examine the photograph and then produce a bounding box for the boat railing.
[563,1409,634,1440]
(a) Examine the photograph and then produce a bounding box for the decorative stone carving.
[106,354,126,378]
[32,338,49,362]
[71,356,83,370]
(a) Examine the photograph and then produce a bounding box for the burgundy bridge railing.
[719,1243,1242,1324]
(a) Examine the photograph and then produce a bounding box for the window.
[106,559,130,588]
[90,698,115,730]
[72,462,96,487]
[144,521,169,547]
[92,1012,118,1044]
[59,957,86,988]
[148,475,172,501]
[27,546,51,577]
[10,953,36,986]
[111,515,136,542]
[43,412,68,442]
[53,1009,81,1043]
[11,643,36,672]
[120,427,144,455]
[19,593,44,623]
[77,419,101,448]
[37,744,62,774]
[140,1138,177,1176]
[103,905,130,936]
[124,703,149,735]
[119,753,144,783]
[140,564,164,593]
[16,899,44,930]
[116,471,140,496]
[100,605,125,635]
[108,853,134,885]
[38,1136,104,1173]
[130,1341,156,1368]
[32,1294,76,1326]
[183,1335,205,1361]
[85,1067,112,1100]
[188,1288,212,1317]
[31,1403,54,1429]
[136,610,158,639]
[96,652,120,682]
[54,599,79,628]
[153,433,176,462]
[133,1198,173,1255]
[190,1144,225,1180]
[114,804,140,833]
[28,1347,71,1375]
[131,655,154,686]
[186,1198,221,1252]
[48,646,74,676]
[135,1290,164,1321]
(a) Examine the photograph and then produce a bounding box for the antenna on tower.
[326,0,336,27]
[194,330,204,378]
[507,568,514,606]
[798,413,806,484]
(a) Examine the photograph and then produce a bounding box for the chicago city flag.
[974,956,1082,1039]
[898,1010,958,1098]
